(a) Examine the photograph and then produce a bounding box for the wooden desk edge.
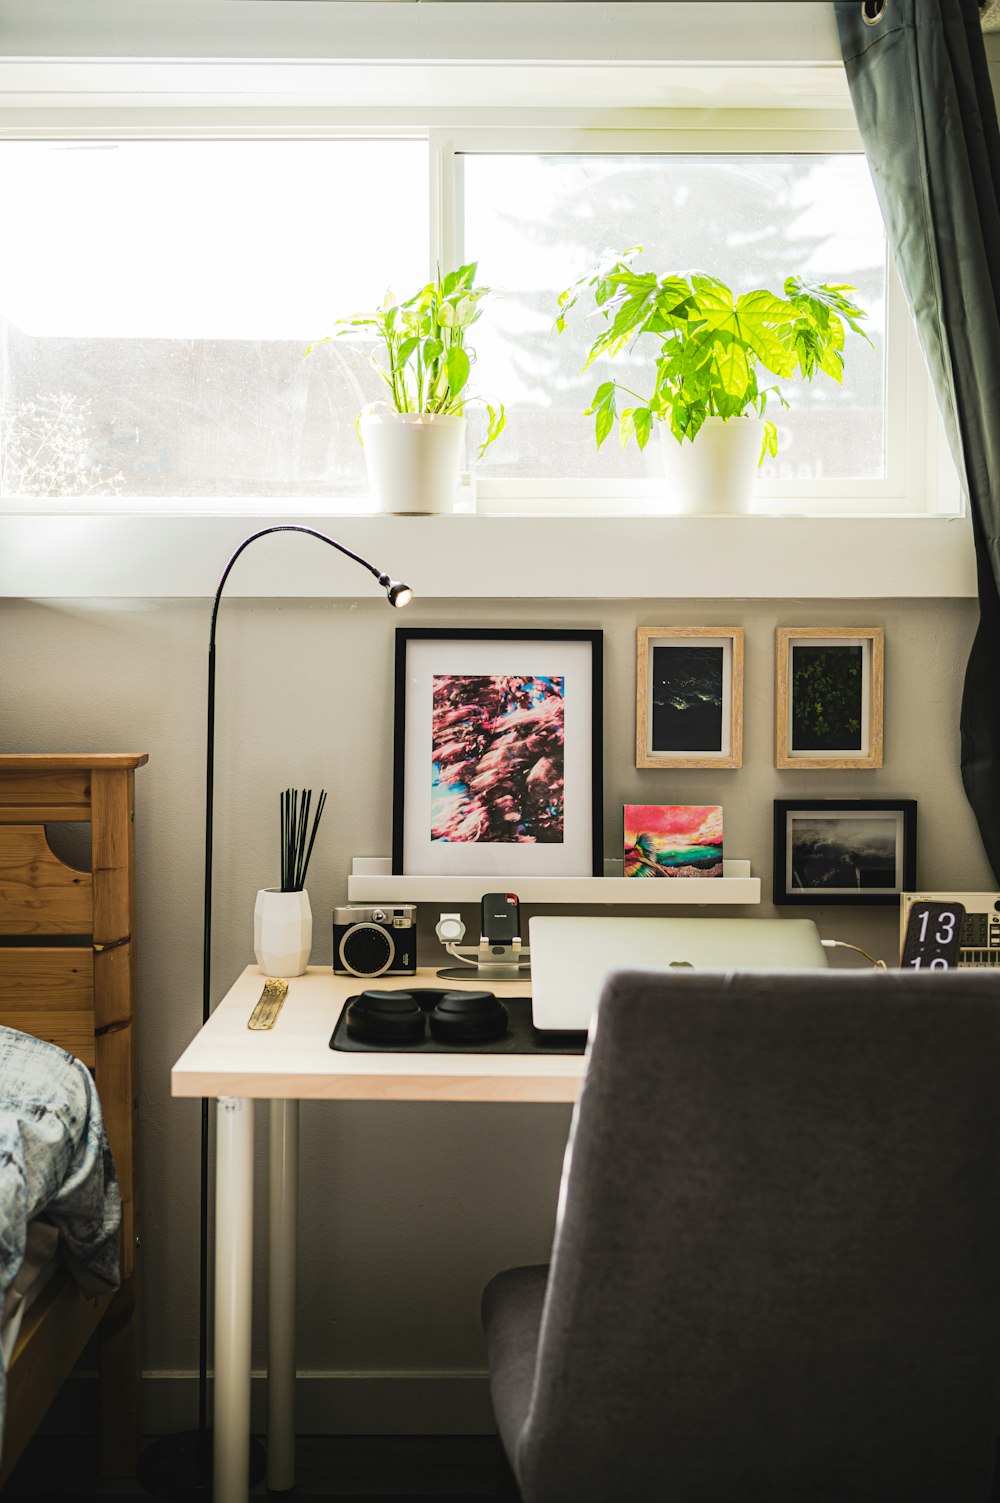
[170,1067,583,1103]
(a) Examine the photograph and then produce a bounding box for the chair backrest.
[518,968,1000,1503]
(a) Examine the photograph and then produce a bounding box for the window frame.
[0,99,968,610]
[0,108,959,522]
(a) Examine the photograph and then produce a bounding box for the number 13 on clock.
[900,901,966,969]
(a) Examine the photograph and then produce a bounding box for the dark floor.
[2,1434,506,1500]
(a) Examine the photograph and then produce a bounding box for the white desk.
[171,966,586,1503]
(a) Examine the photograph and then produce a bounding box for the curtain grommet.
[862,0,888,23]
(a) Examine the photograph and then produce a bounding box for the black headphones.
[345,987,509,1045]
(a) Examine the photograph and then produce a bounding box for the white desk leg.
[267,1099,299,1492]
[214,1096,254,1503]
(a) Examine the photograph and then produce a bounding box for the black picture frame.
[773,798,916,906]
[393,628,604,877]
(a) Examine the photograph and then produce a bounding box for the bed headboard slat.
[0,824,93,935]
[0,769,93,822]
[0,948,96,1065]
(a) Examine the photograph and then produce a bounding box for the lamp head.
[379,574,413,609]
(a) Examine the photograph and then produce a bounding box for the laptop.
[528,915,829,1032]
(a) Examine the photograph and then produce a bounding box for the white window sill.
[0,505,976,599]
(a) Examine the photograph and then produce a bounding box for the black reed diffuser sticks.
[280,787,327,892]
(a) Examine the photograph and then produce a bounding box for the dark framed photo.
[775,627,884,769]
[393,628,603,877]
[636,627,743,769]
[773,799,916,906]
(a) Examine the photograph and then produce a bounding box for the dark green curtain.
[835,0,1000,876]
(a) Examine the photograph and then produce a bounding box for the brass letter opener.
[248,977,289,1030]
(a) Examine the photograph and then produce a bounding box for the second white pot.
[360,412,466,515]
[254,888,312,977]
[658,416,765,515]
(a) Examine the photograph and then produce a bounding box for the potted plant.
[556,250,871,514]
[311,263,505,515]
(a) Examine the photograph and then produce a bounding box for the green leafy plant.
[309,263,505,458]
[556,249,871,464]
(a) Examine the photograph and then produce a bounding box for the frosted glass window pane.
[462,154,887,483]
[0,140,428,498]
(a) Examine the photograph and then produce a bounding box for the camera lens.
[339,922,394,977]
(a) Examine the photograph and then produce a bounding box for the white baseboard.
[44,1370,496,1437]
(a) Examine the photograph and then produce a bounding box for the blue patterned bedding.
[0,1025,120,1454]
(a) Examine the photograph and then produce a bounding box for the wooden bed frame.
[0,753,147,1486]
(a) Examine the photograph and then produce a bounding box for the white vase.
[359,412,466,515]
[658,416,765,515]
[254,888,312,977]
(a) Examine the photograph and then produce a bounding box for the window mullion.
[428,130,462,277]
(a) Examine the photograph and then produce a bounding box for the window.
[0,122,946,515]
[462,152,887,488]
[0,139,428,501]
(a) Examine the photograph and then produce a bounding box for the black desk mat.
[330,995,586,1056]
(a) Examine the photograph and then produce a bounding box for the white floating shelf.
[348,858,760,907]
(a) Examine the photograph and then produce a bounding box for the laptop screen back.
[528,915,829,1031]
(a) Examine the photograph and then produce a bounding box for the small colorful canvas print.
[624,804,723,878]
[431,674,565,844]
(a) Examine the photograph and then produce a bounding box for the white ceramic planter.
[658,415,765,515]
[254,888,312,977]
[359,412,466,515]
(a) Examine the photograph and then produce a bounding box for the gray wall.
[0,590,991,1427]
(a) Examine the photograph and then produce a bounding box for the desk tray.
[330,996,586,1056]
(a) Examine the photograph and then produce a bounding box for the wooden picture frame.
[393,627,603,877]
[773,798,916,906]
[775,627,884,770]
[636,627,743,769]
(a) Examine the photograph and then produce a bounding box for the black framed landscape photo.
[393,628,603,877]
[775,627,884,769]
[773,799,916,906]
[636,627,743,769]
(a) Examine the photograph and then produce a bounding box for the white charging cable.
[821,938,889,970]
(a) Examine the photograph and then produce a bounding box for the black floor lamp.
[139,526,412,1499]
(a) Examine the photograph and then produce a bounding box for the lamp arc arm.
[208,524,407,646]
[205,521,411,1022]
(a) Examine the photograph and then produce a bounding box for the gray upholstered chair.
[482,968,1000,1503]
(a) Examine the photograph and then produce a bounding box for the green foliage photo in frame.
[775,627,884,769]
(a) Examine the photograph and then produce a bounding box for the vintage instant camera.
[332,904,417,978]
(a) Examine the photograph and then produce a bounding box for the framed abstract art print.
[392,628,603,876]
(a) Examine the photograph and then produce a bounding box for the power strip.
[899,892,1000,967]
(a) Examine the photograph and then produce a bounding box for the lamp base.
[137,1428,266,1500]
